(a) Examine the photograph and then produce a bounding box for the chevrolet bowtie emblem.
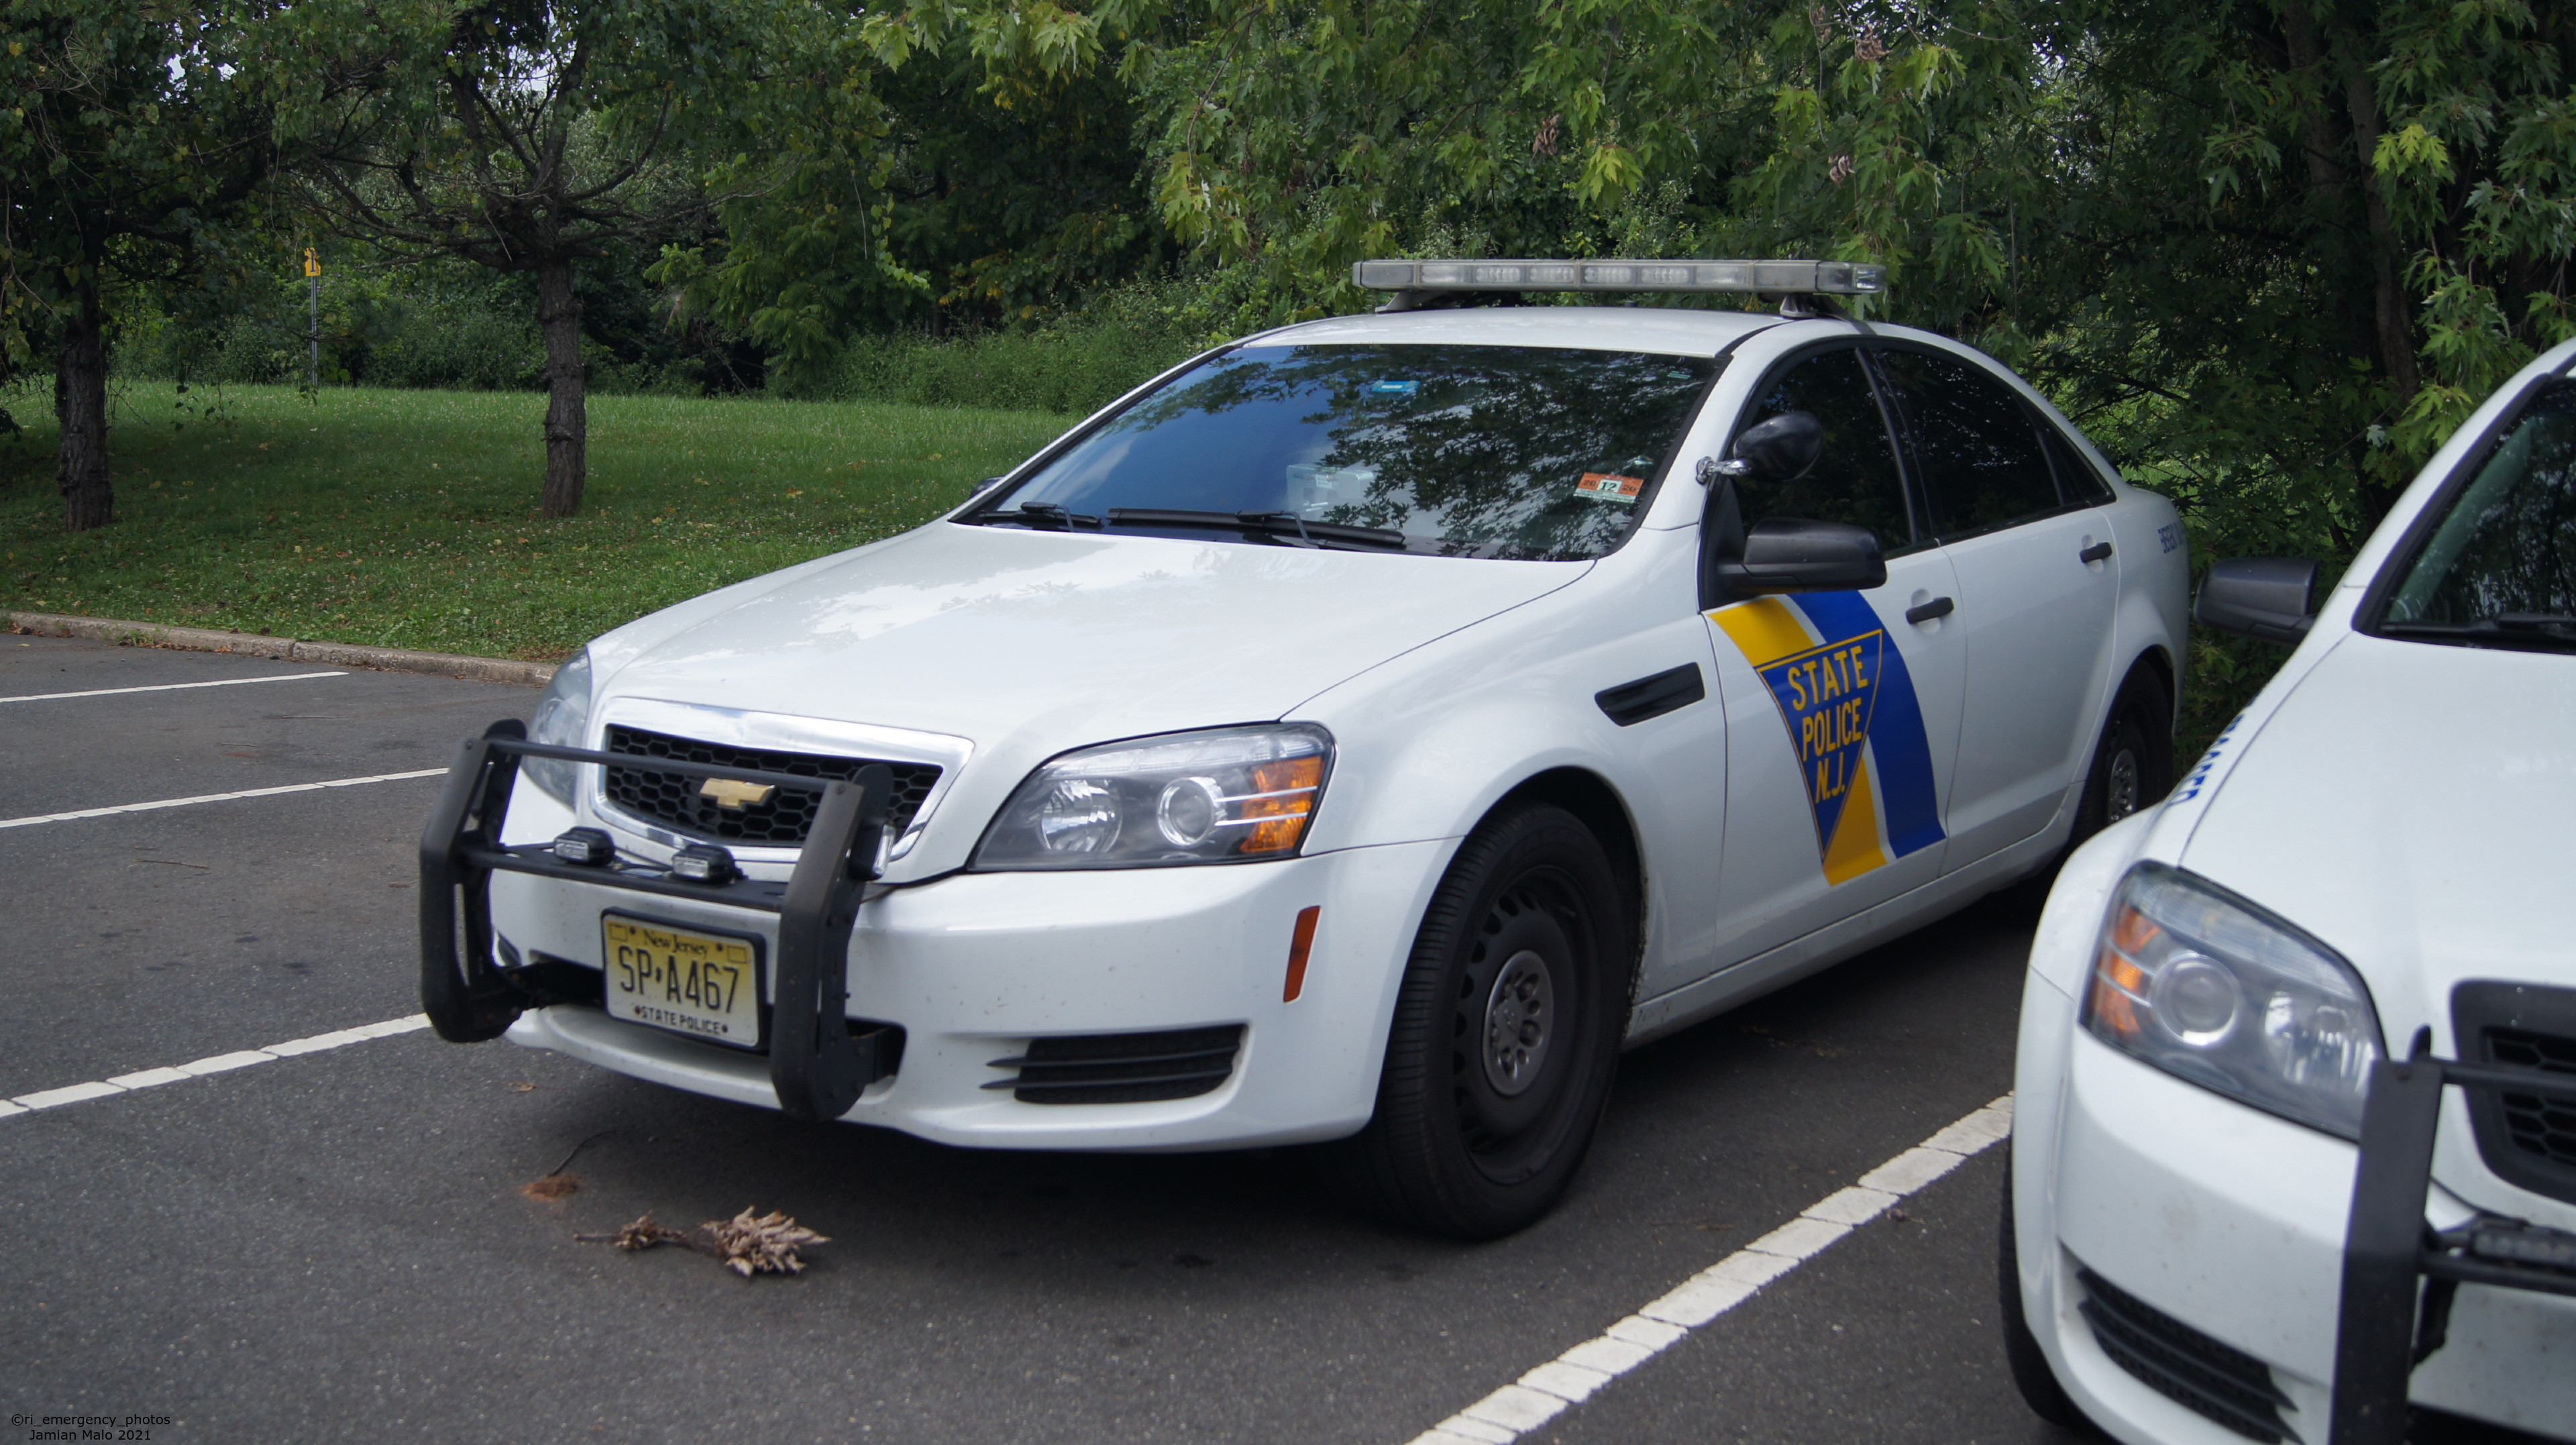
[698,778,777,810]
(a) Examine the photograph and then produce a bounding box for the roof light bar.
[1352,258,1886,296]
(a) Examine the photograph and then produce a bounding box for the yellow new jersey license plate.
[601,915,763,1047]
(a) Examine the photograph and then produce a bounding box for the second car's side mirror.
[1714,517,1888,595]
[2195,556,2316,644]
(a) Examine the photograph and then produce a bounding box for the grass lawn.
[1,382,1073,659]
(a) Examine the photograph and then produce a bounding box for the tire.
[1312,802,1631,1239]
[2068,666,2175,853]
[1999,1148,2101,1435]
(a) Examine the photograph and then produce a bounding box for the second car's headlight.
[2082,861,2384,1139]
[972,725,1333,870]
[521,647,594,806]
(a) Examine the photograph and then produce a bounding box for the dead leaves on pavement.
[575,1208,828,1279]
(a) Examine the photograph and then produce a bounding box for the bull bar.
[417,720,896,1122]
[2332,1042,2576,1442]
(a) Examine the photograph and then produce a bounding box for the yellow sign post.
[303,248,321,387]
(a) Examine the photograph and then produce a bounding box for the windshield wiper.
[971,501,1102,531]
[1104,508,1410,551]
[2376,613,2576,653]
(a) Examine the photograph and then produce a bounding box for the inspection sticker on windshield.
[1574,472,1645,502]
[1368,379,1419,396]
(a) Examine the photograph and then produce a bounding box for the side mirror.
[969,475,1008,498]
[2195,557,2316,643]
[1715,517,1888,595]
[1729,411,1824,482]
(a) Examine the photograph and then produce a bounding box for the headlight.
[971,725,1333,870]
[2082,862,2384,1139]
[522,647,594,806]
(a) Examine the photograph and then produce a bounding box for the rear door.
[1703,343,1966,966]
[1870,344,2120,868]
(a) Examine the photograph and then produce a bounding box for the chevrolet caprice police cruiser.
[2001,336,2576,1442]
[421,258,2189,1238]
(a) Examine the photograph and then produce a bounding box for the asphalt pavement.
[0,633,2081,1444]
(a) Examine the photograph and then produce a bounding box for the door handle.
[1904,596,1954,625]
[2079,541,2114,564]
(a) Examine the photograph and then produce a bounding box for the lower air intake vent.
[986,1026,1244,1105]
[2076,1266,2298,1444]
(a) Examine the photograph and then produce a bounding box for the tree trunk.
[537,261,588,518]
[56,277,113,533]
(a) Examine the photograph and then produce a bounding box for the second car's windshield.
[2379,378,2576,642]
[975,343,1718,561]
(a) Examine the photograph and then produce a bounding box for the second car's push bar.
[2331,1045,2576,1444]
[418,719,893,1122]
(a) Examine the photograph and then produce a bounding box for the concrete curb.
[8,611,557,686]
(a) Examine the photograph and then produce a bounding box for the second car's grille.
[2456,981,2576,1206]
[2076,1266,2298,1444]
[2485,1025,2576,1177]
[983,1026,1245,1105]
[602,725,941,848]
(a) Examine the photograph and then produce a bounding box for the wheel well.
[1489,767,1647,998]
[2131,645,2178,731]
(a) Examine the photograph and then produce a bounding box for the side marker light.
[552,827,614,866]
[1283,906,1322,1002]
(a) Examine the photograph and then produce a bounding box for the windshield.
[972,343,1719,560]
[2377,378,2576,648]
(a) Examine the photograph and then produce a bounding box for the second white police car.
[421,258,2188,1237]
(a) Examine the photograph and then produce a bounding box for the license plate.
[601,915,763,1047]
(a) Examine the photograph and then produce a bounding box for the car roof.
[1249,305,1785,357]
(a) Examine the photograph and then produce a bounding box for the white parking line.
[1,671,347,704]
[0,767,450,831]
[1403,1095,2016,1445]
[0,1015,434,1119]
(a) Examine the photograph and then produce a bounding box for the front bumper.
[2019,1016,2576,1444]
[435,725,1448,1152]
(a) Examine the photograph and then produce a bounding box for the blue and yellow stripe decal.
[1711,594,1945,885]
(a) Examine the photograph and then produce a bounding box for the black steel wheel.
[1312,802,1631,1239]
[2069,666,2175,854]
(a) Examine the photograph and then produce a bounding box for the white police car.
[421,258,2188,1238]
[2001,336,2576,1440]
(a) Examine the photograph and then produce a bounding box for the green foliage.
[811,277,1218,413]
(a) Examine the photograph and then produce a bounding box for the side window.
[1731,346,1915,549]
[2041,425,2116,505]
[1874,348,2062,538]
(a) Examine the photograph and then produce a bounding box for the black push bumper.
[2331,1048,2576,1442]
[418,720,897,1121]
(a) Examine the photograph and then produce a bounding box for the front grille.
[984,1026,1244,1105]
[602,725,941,848]
[2455,981,2576,1205]
[2076,1266,2298,1444]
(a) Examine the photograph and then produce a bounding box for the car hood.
[586,521,1585,863]
[2179,633,2576,1041]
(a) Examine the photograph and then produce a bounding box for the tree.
[1,0,282,532]
[651,26,1161,393]
[288,0,818,517]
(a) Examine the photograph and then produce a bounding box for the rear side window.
[2042,426,2116,505]
[1874,348,2063,538]
[1731,345,1915,549]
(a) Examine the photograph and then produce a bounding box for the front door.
[1704,344,1967,967]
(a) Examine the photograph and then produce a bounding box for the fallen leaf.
[703,1208,828,1277]
[576,1213,691,1251]
[521,1173,580,1201]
